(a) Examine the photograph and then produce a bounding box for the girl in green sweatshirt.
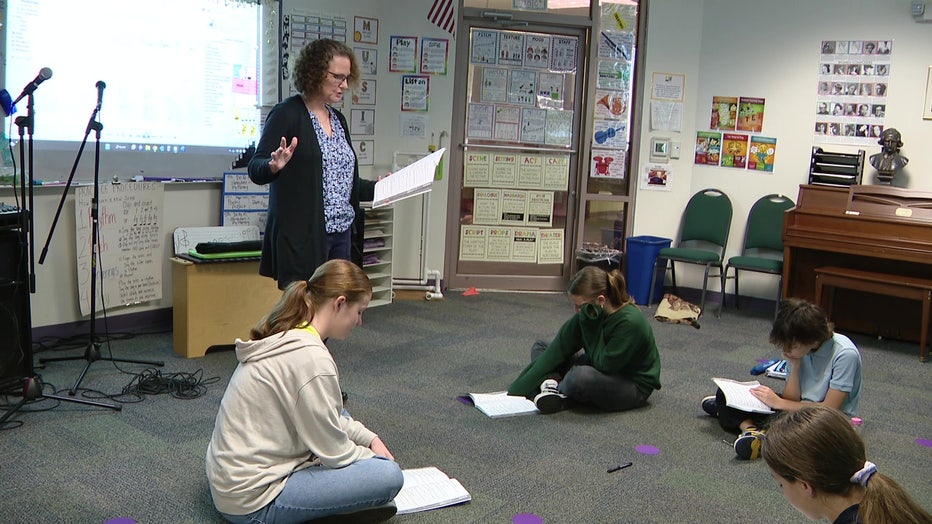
[508,266,661,413]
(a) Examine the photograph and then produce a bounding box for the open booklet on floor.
[461,391,539,418]
[711,378,775,414]
[393,466,471,515]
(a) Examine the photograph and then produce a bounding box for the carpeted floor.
[1,291,930,523]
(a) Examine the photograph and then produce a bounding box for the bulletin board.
[73,182,164,316]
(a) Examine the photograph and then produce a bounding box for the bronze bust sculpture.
[869,128,908,184]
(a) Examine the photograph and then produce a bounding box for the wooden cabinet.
[171,258,282,358]
[362,205,393,307]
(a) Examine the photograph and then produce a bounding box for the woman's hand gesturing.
[269,136,298,174]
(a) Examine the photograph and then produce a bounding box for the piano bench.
[814,266,931,362]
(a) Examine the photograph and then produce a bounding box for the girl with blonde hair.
[207,259,402,523]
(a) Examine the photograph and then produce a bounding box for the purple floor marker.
[757,358,772,364]
[513,514,544,524]
[635,444,660,455]
[916,438,932,448]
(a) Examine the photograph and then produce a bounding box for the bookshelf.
[362,204,393,307]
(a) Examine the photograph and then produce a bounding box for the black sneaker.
[313,503,397,523]
[734,429,765,460]
[701,395,718,417]
[533,379,568,414]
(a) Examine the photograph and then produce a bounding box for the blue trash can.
[625,235,672,305]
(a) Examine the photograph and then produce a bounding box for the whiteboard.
[74,182,165,316]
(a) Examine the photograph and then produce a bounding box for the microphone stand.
[37,88,163,400]
[0,94,119,423]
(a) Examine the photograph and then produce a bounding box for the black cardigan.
[248,95,375,289]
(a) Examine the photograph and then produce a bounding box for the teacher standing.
[249,39,376,289]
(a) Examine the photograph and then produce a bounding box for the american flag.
[428,0,456,35]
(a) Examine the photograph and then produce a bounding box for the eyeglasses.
[327,71,353,85]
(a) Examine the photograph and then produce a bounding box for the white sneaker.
[534,379,567,414]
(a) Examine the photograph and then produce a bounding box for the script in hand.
[393,466,471,515]
[711,378,775,414]
[372,148,446,208]
[462,391,539,418]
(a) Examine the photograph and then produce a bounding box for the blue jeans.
[220,456,403,524]
[530,339,650,412]
[326,229,352,261]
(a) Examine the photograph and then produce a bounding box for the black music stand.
[0,92,121,422]
[37,85,162,400]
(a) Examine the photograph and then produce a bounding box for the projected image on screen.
[3,0,261,179]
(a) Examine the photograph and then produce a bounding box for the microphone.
[13,67,53,105]
[95,80,106,110]
[0,89,15,117]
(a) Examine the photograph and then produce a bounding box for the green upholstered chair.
[722,194,795,319]
[648,188,733,317]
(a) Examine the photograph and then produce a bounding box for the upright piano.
[782,184,932,344]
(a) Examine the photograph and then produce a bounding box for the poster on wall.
[694,131,722,166]
[498,31,525,66]
[356,47,378,75]
[480,67,508,103]
[550,36,579,72]
[466,103,494,139]
[640,164,672,191]
[537,229,564,264]
[420,38,449,75]
[459,225,488,261]
[591,150,626,179]
[353,16,378,44]
[352,140,375,165]
[401,75,429,111]
[747,136,777,172]
[524,34,552,69]
[737,97,765,133]
[389,36,418,73]
[471,29,498,64]
[399,113,428,138]
[350,108,375,135]
[814,39,892,146]
[710,96,738,131]
[720,133,748,168]
[352,78,376,105]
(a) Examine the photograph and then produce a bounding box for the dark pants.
[531,339,650,412]
[326,229,352,261]
[714,388,773,433]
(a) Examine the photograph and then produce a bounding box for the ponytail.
[249,259,372,340]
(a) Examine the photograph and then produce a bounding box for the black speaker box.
[0,228,32,387]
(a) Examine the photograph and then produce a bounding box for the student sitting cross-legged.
[206,259,403,523]
[507,266,662,414]
[700,298,862,460]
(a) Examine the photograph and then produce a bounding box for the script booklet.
[393,466,471,515]
[711,378,775,414]
[464,391,539,418]
[372,148,446,208]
